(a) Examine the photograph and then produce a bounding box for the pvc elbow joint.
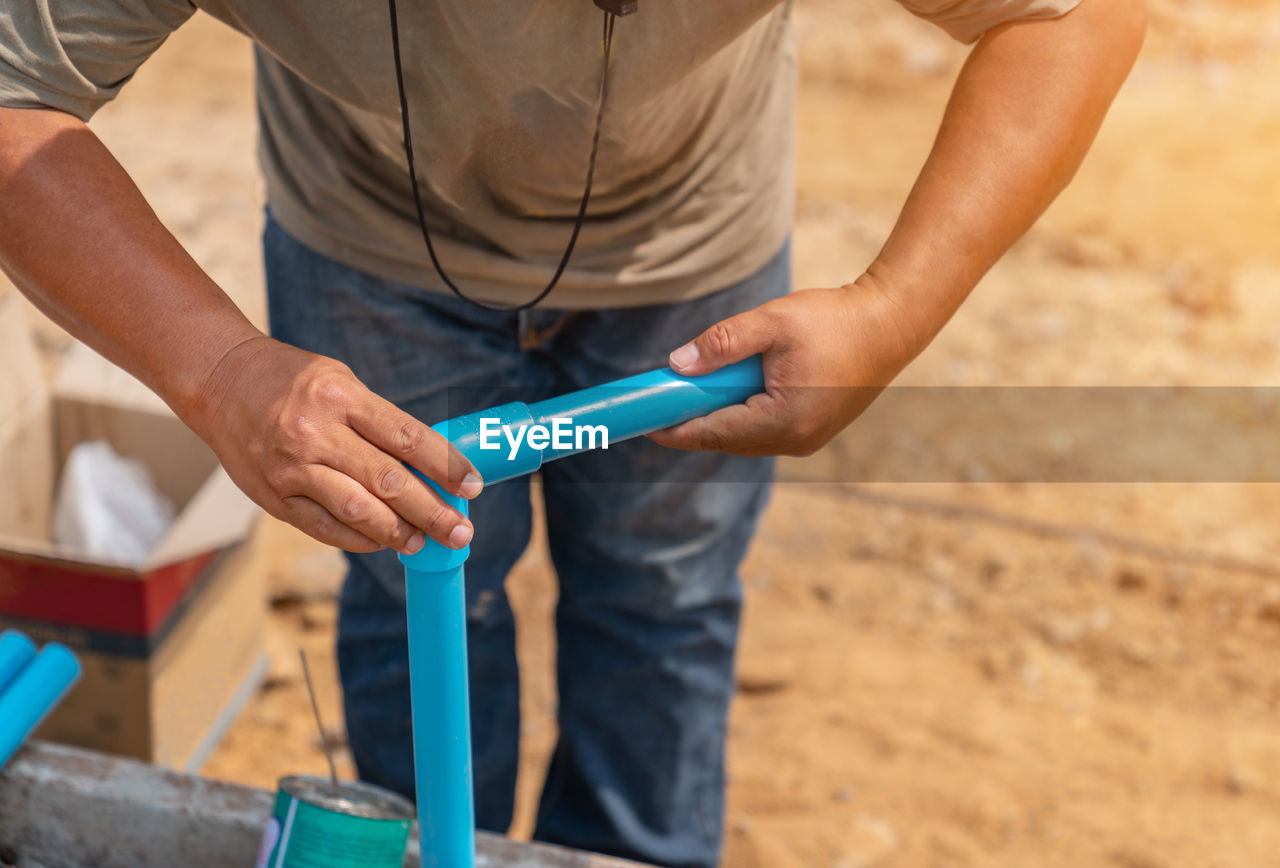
[399,356,765,573]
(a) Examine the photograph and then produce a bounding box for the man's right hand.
[188,336,481,555]
[0,107,480,555]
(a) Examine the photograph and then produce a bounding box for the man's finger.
[668,307,777,377]
[347,393,483,498]
[277,495,383,554]
[647,393,784,454]
[293,464,471,553]
[289,464,425,553]
[324,431,475,544]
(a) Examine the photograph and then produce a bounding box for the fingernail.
[404,533,425,555]
[669,343,700,371]
[459,472,484,499]
[449,524,473,549]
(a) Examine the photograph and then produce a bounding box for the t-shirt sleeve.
[893,0,1084,44]
[0,0,197,120]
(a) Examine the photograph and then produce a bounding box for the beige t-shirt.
[0,0,1079,309]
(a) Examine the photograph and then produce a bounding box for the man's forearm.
[0,107,262,420]
[656,0,1145,455]
[0,106,480,554]
[863,0,1147,345]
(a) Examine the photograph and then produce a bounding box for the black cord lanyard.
[386,3,620,312]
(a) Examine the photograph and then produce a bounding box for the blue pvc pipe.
[400,358,766,867]
[404,563,474,868]
[402,484,474,868]
[0,630,36,696]
[438,357,765,485]
[0,642,81,769]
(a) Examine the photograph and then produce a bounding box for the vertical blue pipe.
[401,487,475,868]
[0,630,36,695]
[0,642,81,769]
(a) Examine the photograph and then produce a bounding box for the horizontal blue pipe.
[435,357,765,486]
[0,642,81,769]
[400,359,765,868]
[0,631,36,696]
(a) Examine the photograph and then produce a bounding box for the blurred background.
[4,0,1280,864]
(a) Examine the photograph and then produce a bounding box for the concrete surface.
[0,742,647,868]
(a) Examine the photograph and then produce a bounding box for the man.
[0,1,1144,865]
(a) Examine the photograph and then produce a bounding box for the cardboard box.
[0,293,267,769]
[23,531,270,770]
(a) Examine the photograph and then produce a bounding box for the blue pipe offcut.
[0,630,36,695]
[0,638,81,769]
[399,357,765,867]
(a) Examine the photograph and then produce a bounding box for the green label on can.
[256,784,412,868]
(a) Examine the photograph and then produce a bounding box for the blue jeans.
[264,214,787,868]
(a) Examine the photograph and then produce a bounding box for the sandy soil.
[9,1,1280,864]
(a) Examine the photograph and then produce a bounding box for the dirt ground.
[11,1,1280,865]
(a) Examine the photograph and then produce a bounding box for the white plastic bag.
[52,440,176,567]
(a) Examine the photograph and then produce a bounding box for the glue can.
[256,775,414,868]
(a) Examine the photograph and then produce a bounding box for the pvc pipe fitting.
[420,357,765,492]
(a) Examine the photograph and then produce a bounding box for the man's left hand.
[649,276,923,457]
